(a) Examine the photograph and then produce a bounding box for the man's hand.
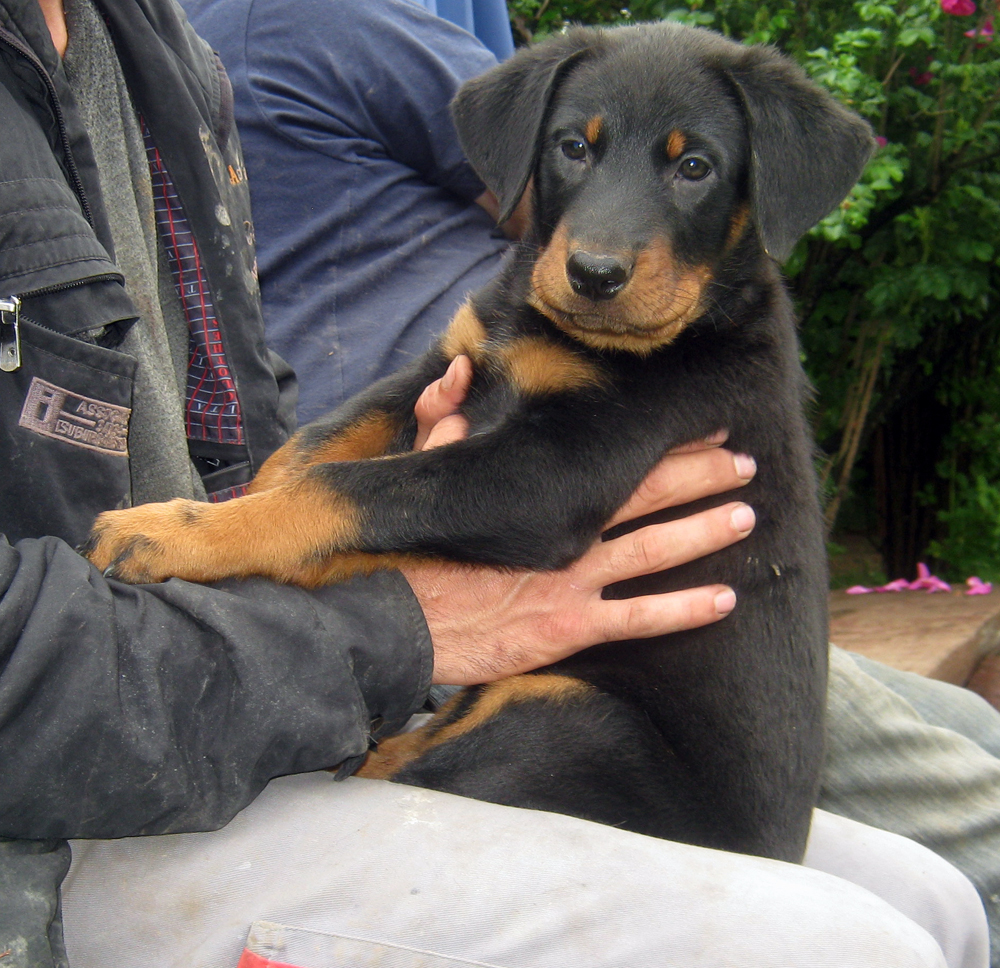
[401,357,757,686]
[412,355,472,450]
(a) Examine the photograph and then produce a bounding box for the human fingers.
[606,448,756,528]
[421,413,471,450]
[581,583,737,645]
[585,502,755,589]
[409,553,740,684]
[413,355,473,450]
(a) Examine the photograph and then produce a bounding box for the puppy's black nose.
[566,251,632,301]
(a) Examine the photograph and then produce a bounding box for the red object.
[237,949,302,968]
[942,0,976,15]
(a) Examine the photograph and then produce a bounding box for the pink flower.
[966,576,993,595]
[942,0,976,15]
[875,136,889,147]
[859,564,952,594]
[909,67,934,85]
[907,562,952,593]
[965,15,994,37]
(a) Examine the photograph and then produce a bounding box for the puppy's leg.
[361,673,719,846]
[87,390,650,584]
[83,355,447,583]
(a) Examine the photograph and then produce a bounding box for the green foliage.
[927,354,1000,581]
[507,0,628,42]
[508,0,1000,581]
[928,472,1000,582]
[827,538,888,589]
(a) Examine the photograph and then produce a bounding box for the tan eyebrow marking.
[585,115,603,145]
[666,129,687,161]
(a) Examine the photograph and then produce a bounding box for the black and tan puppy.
[86,24,874,863]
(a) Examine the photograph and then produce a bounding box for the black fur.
[355,23,871,863]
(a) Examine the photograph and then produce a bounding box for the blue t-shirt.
[184,0,509,424]
[407,0,514,60]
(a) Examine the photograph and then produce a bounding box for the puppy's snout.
[566,251,633,302]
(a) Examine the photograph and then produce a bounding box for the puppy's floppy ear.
[715,45,876,262]
[452,29,597,223]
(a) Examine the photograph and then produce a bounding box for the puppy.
[86,23,874,862]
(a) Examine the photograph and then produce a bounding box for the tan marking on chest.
[441,301,488,361]
[497,337,605,395]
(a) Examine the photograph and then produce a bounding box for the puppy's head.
[452,24,875,353]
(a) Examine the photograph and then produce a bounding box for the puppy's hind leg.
[362,674,718,848]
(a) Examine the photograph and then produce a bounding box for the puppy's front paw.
[83,500,207,583]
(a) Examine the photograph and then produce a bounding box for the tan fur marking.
[355,728,438,780]
[585,115,603,145]
[305,411,400,466]
[250,412,399,496]
[498,337,605,395]
[440,301,488,361]
[530,226,710,354]
[505,177,535,240]
[531,221,573,310]
[356,692,466,780]
[666,129,687,161]
[725,203,751,254]
[247,437,305,493]
[86,475,375,586]
[358,675,595,779]
[300,551,418,587]
[437,675,595,743]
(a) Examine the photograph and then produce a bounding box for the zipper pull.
[0,296,21,372]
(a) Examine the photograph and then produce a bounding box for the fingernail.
[733,453,756,480]
[714,588,736,615]
[441,358,458,391]
[731,503,755,533]
[704,429,728,445]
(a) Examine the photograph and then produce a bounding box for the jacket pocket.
[0,318,135,546]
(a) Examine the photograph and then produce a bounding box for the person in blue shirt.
[184,0,512,424]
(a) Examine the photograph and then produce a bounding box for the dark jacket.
[0,0,432,963]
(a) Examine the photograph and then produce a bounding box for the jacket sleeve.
[0,534,432,840]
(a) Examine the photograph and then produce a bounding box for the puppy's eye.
[679,157,712,181]
[561,139,588,162]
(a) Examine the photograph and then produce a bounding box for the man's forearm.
[0,536,430,840]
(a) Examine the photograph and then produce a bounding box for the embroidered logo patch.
[19,377,130,456]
